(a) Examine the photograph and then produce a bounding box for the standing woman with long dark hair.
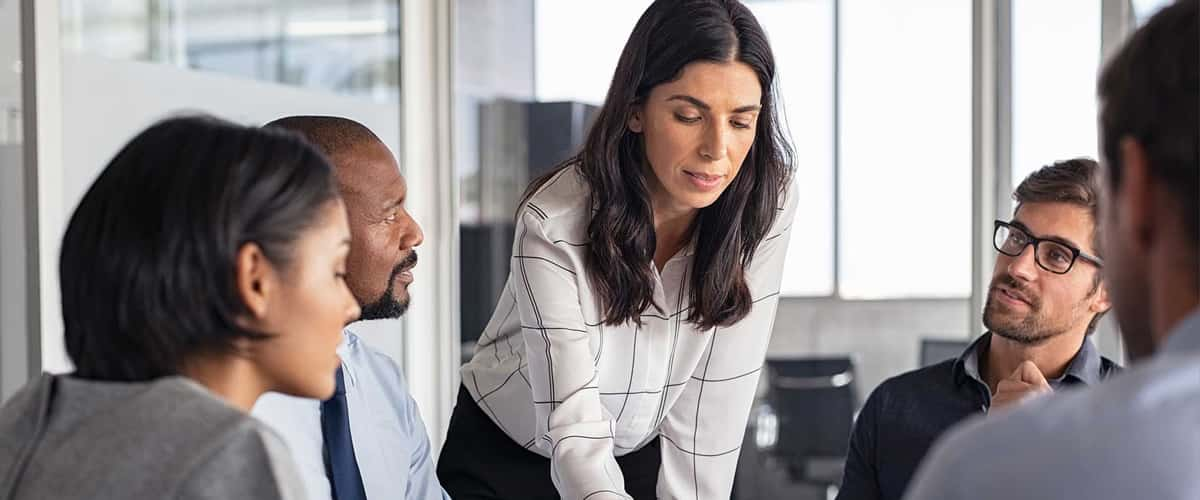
[439,1,797,498]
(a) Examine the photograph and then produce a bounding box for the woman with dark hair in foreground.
[0,115,360,499]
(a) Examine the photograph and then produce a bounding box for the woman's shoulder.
[66,377,281,462]
[521,162,592,225]
[0,375,298,498]
[100,378,279,457]
[181,411,304,499]
[135,378,303,498]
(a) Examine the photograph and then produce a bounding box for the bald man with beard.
[253,116,449,500]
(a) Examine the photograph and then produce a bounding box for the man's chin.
[991,324,1055,345]
[359,295,407,321]
[986,312,1029,339]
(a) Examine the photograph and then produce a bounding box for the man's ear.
[1091,281,1111,315]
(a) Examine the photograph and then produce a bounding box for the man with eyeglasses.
[835,158,1120,500]
[906,3,1198,498]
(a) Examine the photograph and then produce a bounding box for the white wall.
[60,54,401,221]
[769,298,971,399]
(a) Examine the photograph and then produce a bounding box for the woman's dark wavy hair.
[523,0,793,330]
[61,115,340,381]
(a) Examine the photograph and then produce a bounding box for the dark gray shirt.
[905,309,1200,500]
[836,333,1120,500]
[0,375,306,500]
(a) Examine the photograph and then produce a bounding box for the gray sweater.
[0,374,307,500]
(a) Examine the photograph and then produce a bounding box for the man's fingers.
[1015,360,1051,388]
[991,375,1051,409]
[995,379,1029,393]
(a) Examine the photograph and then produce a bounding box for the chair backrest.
[459,223,515,346]
[763,357,857,459]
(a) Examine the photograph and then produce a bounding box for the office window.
[1011,0,1101,185]
[60,0,400,98]
[534,0,647,104]
[749,0,836,296]
[1132,0,1175,24]
[838,0,972,299]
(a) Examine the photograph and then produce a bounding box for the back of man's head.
[1097,0,1198,358]
[1098,0,1198,247]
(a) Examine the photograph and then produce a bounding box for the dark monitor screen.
[920,339,970,367]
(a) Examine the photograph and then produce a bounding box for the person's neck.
[650,190,698,271]
[983,329,1086,393]
[180,353,268,412]
[1148,246,1200,352]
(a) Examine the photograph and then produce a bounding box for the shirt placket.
[627,265,669,435]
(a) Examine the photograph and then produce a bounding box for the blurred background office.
[0,1,1177,499]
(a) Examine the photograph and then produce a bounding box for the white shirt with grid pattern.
[460,165,797,499]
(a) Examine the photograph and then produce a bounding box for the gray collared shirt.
[958,332,1111,392]
[904,308,1200,500]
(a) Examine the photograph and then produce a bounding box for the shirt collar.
[954,331,1105,386]
[1161,307,1200,355]
[955,333,990,385]
[336,326,362,390]
[1057,333,1104,385]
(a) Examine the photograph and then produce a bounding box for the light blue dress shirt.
[904,308,1200,500]
[252,327,450,500]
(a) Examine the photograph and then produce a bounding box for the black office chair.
[766,357,856,483]
[735,356,857,500]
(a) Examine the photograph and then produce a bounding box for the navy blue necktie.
[321,366,368,500]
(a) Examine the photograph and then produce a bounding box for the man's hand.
[991,360,1052,409]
